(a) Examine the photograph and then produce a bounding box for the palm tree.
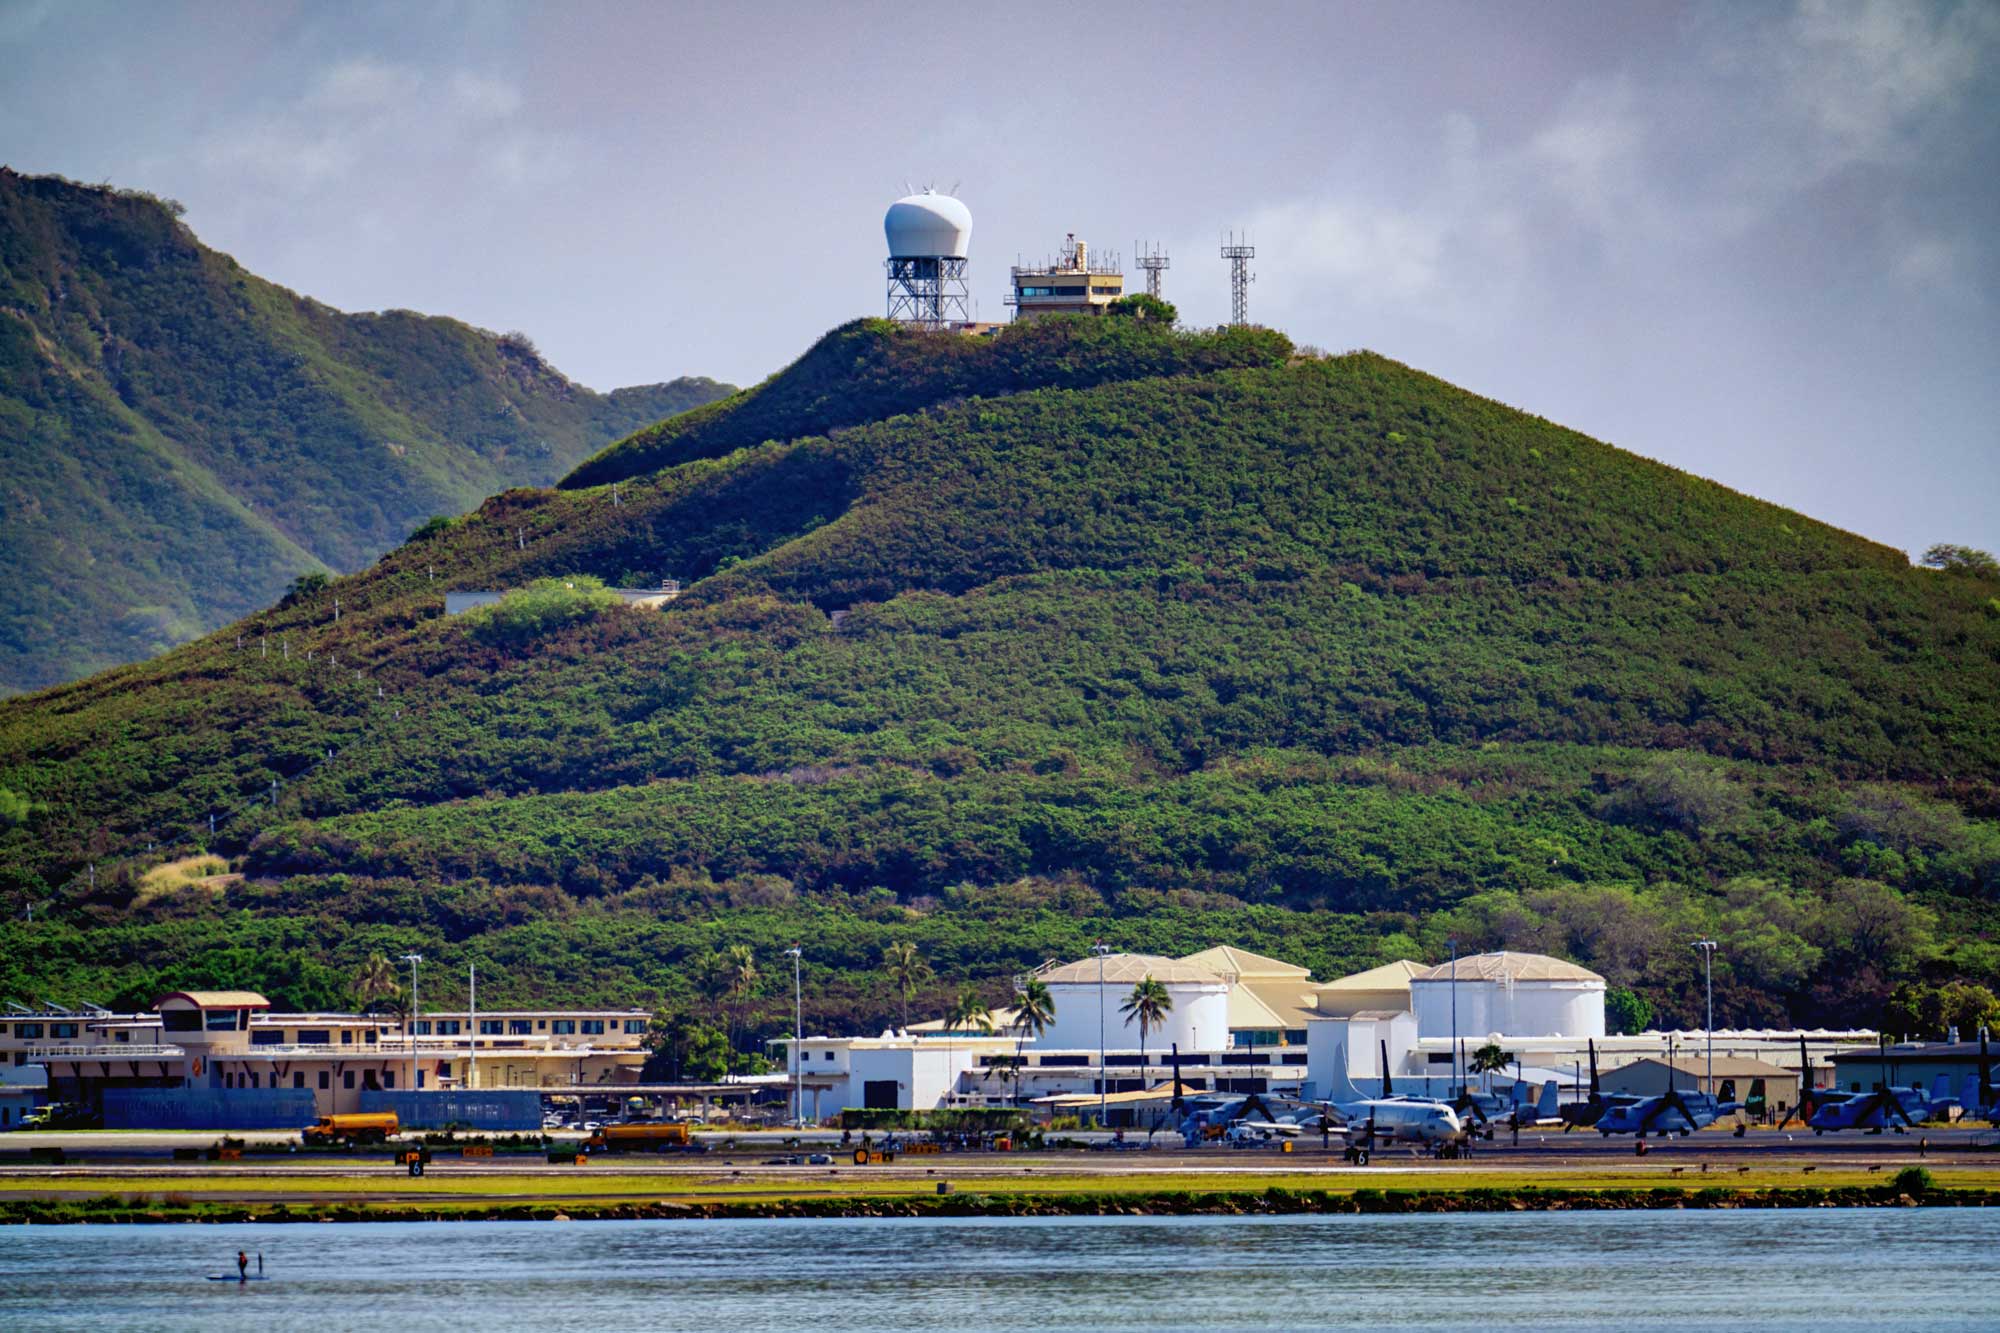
[722,945,760,1056]
[1120,976,1174,1066]
[352,954,397,1013]
[883,941,934,1033]
[1009,979,1056,1106]
[943,985,993,1108]
[1469,1042,1514,1094]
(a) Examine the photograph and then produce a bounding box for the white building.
[1035,953,1231,1054]
[1409,952,1607,1042]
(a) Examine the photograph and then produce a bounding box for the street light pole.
[1448,938,1459,1098]
[784,946,803,1129]
[1092,942,1113,1129]
[399,953,423,1094]
[1694,940,1717,1096]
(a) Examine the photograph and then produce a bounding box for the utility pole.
[1092,941,1113,1129]
[1221,231,1255,326]
[784,947,803,1128]
[400,953,423,1094]
[467,962,477,1092]
[1694,939,1717,1096]
[1448,938,1459,1098]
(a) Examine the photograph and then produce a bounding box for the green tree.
[460,576,620,646]
[883,940,934,1032]
[1605,986,1654,1035]
[1008,978,1056,1105]
[285,571,331,603]
[351,953,398,1012]
[1120,975,1173,1063]
[0,787,32,833]
[1921,544,2000,578]
[1106,293,1178,324]
[1468,1041,1514,1092]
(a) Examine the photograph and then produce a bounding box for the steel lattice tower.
[1135,242,1170,300]
[1220,233,1255,326]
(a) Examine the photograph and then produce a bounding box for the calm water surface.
[2,1210,1996,1331]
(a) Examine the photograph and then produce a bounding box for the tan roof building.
[1313,960,1426,1019]
[1178,946,1311,981]
[1410,953,1604,984]
[1034,953,1222,986]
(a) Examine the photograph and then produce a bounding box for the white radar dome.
[885,189,972,259]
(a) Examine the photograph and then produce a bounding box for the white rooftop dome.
[885,190,972,259]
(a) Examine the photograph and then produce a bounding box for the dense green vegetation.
[0,169,731,693]
[2,311,1996,1054]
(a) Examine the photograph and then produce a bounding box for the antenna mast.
[1135,241,1170,300]
[1220,231,1255,326]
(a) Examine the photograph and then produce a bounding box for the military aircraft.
[1777,1034,1851,1131]
[1595,1048,1736,1138]
[1319,1041,1473,1162]
[1559,1039,1641,1132]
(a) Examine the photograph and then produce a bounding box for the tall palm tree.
[722,945,759,1056]
[1469,1042,1514,1094]
[943,985,993,1108]
[1120,976,1174,1066]
[1009,979,1056,1107]
[352,954,397,1013]
[883,941,934,1033]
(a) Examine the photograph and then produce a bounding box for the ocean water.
[1,1210,1995,1331]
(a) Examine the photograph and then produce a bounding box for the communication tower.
[1221,231,1255,326]
[884,189,973,330]
[1135,242,1170,300]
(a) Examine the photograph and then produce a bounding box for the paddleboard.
[205,1274,270,1282]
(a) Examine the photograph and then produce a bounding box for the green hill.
[0,169,732,693]
[2,314,1996,1048]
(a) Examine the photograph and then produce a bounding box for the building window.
[384,1071,396,1090]
[50,1023,77,1039]
[161,1011,198,1033]
[510,1020,533,1035]
[296,1029,330,1045]
[365,1030,378,1044]
[251,1031,285,1046]
[318,1071,330,1090]
[581,1020,604,1035]
[343,1071,355,1090]
[15,1024,42,1039]
[205,1009,241,1031]
[412,1021,431,1036]
[824,1051,835,1061]
[537,1020,547,1030]
[480,1020,504,1035]
[625,1020,647,1034]
[551,1020,576,1035]
[293,1073,305,1089]
[341,1030,354,1045]
[434,1020,461,1036]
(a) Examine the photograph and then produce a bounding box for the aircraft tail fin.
[1538,1079,1558,1119]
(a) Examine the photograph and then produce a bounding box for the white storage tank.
[1035,954,1230,1053]
[1409,952,1605,1040]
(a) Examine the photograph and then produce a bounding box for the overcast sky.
[4,0,1995,559]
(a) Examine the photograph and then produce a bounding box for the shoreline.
[5,1178,1989,1225]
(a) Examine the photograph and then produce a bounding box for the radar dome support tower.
[885,189,973,330]
[1221,232,1255,326]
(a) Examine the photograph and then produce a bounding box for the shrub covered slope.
[2,312,1996,1044]
[0,170,730,693]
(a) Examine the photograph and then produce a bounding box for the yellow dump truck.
[301,1111,400,1146]
[584,1121,693,1153]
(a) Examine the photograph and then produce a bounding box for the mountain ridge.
[2,315,1995,1042]
[0,168,733,693]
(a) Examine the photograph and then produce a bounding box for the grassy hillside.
[0,169,731,693]
[2,315,1996,1047]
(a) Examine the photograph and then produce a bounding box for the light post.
[1092,942,1113,1129]
[399,952,423,1093]
[1447,938,1459,1098]
[784,946,803,1129]
[1694,940,1717,1097]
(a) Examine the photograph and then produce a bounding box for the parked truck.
[302,1111,400,1146]
[584,1121,695,1153]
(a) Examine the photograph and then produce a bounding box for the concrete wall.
[1041,981,1229,1054]
[359,1090,541,1131]
[1304,1012,1419,1102]
[104,1087,316,1130]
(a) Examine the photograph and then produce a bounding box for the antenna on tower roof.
[1136,241,1170,301]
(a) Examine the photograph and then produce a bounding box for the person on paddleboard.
[236,1250,249,1282]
